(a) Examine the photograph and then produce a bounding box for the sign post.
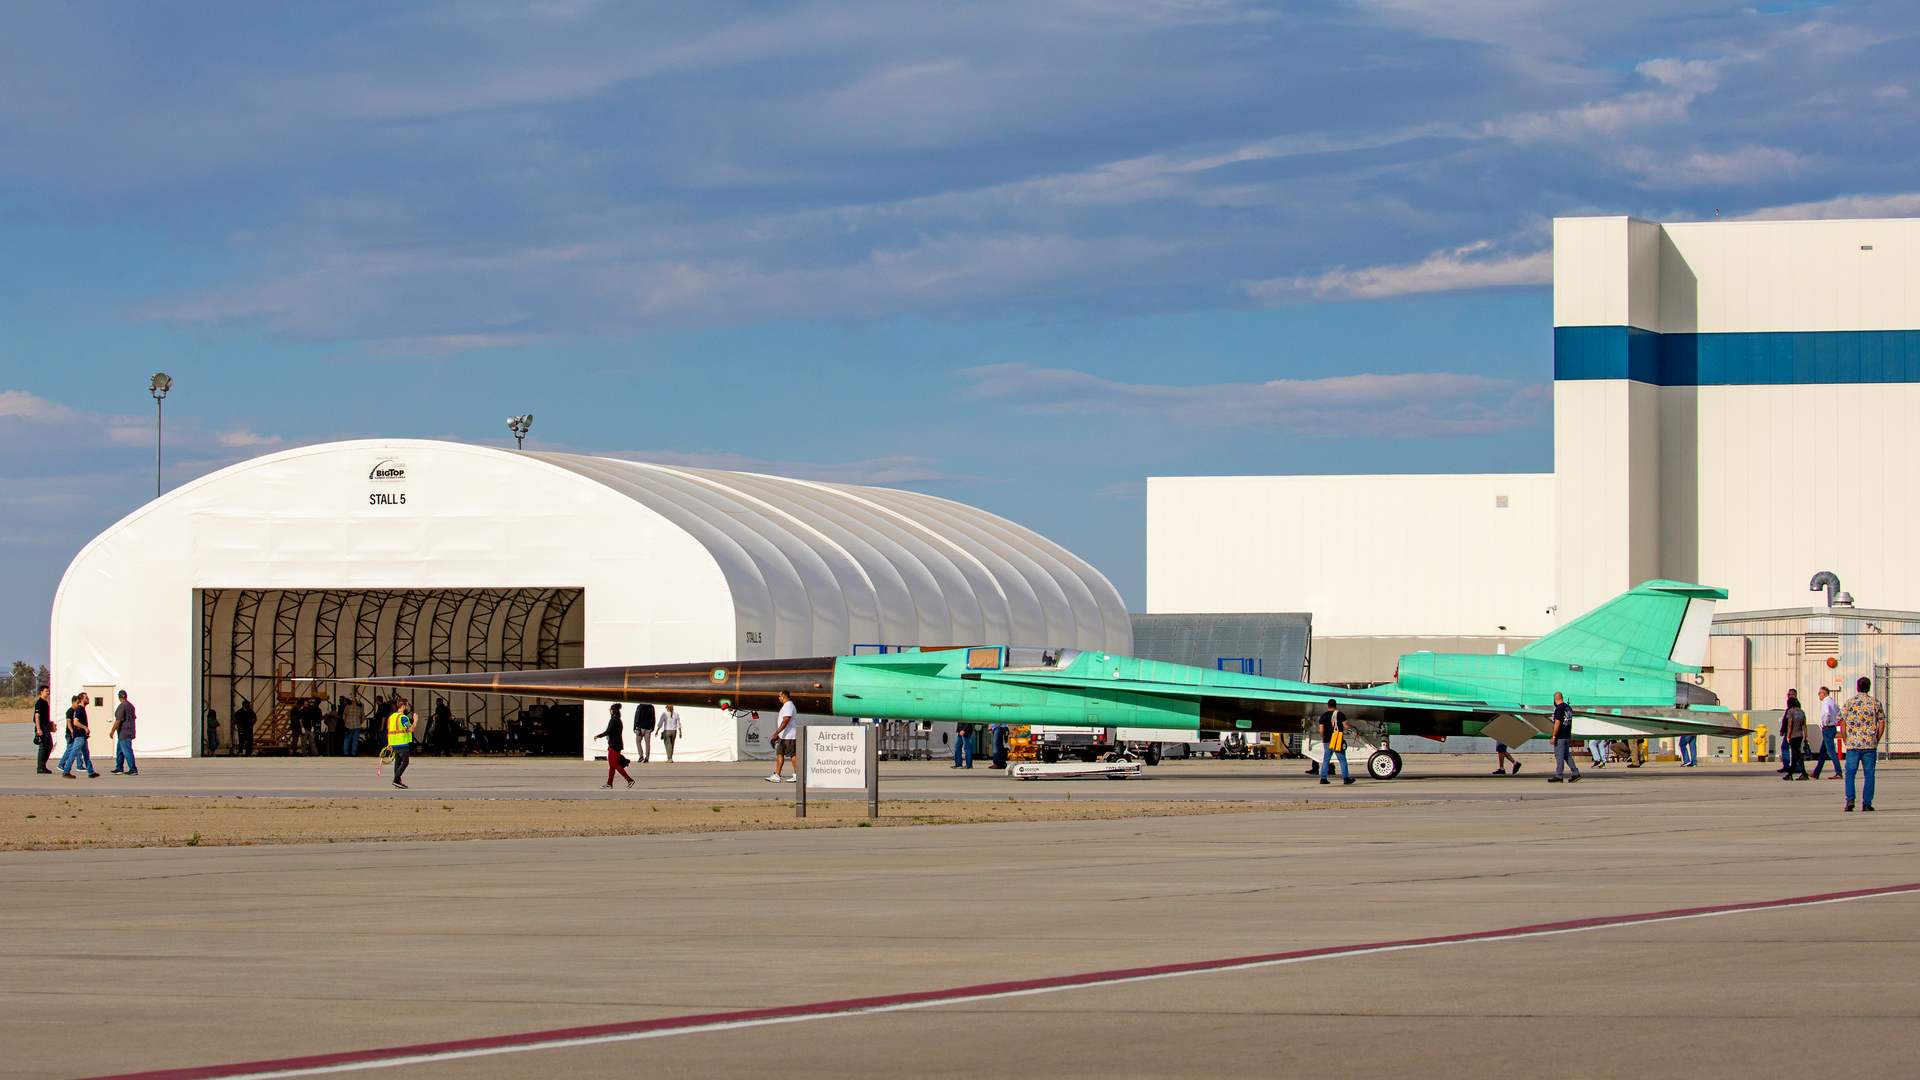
[796,724,878,819]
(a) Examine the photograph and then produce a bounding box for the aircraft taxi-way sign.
[805,726,868,788]
[797,724,878,818]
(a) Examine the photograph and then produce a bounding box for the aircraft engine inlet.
[1674,679,1720,708]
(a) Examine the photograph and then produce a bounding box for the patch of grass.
[185,832,201,847]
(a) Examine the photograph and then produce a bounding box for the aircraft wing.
[975,669,1507,736]
[1467,708,1749,743]
[1559,710,1749,740]
[972,670,1747,740]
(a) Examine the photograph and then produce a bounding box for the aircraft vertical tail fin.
[1518,581,1726,673]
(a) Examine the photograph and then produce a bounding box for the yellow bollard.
[1754,725,1768,764]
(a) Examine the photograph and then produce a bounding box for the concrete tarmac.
[0,753,1819,803]
[0,759,1911,1079]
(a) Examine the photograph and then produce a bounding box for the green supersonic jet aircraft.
[354,580,1747,779]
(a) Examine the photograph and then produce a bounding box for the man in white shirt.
[658,704,681,762]
[1811,685,1844,779]
[766,690,799,783]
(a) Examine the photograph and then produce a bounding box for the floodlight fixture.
[149,372,173,496]
[507,413,534,449]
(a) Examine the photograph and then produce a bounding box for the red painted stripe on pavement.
[87,880,1920,1080]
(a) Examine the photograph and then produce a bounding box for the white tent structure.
[50,439,1132,760]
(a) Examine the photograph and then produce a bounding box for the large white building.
[52,440,1130,759]
[1151,215,1920,681]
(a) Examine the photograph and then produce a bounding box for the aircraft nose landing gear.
[1367,748,1403,780]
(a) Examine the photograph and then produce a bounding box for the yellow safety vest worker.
[387,711,413,747]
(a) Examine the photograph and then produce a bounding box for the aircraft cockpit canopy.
[1003,647,1080,670]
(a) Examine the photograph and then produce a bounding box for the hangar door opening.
[197,588,584,757]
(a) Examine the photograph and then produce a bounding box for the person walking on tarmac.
[233,698,257,756]
[631,702,655,764]
[597,703,634,789]
[1318,699,1354,785]
[386,700,416,789]
[33,686,55,775]
[109,690,139,776]
[1548,692,1581,783]
[1491,741,1522,776]
[60,692,98,779]
[1781,691,1810,781]
[658,704,681,761]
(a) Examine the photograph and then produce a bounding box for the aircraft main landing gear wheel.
[1366,749,1402,780]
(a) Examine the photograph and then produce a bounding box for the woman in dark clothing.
[594,703,633,789]
[1782,691,1810,780]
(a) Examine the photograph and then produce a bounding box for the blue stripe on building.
[1554,327,1920,385]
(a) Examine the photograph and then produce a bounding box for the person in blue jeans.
[59,693,98,779]
[1677,734,1698,767]
[1317,699,1353,785]
[1548,692,1581,783]
[1810,686,1844,779]
[340,697,363,757]
[110,690,139,776]
[1839,676,1886,812]
[951,722,973,769]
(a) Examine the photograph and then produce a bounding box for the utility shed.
[1705,606,1920,755]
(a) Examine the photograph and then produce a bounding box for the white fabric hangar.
[50,439,1132,760]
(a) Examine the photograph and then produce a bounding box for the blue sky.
[3,1,1917,663]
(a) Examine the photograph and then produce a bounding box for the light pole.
[148,372,172,497]
[507,413,533,450]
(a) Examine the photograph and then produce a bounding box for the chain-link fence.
[1872,664,1918,757]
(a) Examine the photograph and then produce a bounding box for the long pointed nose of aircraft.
[344,658,837,714]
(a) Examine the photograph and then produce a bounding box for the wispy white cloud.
[1485,87,1695,142]
[216,430,284,449]
[361,333,557,359]
[1626,145,1806,189]
[1,389,281,454]
[1481,51,1745,143]
[961,364,1546,436]
[0,389,82,422]
[1,389,151,447]
[1736,191,1920,221]
[1092,479,1145,502]
[1635,56,1724,94]
[82,1,1903,342]
[1247,239,1550,302]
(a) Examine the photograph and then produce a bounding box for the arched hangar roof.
[526,452,1131,656]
